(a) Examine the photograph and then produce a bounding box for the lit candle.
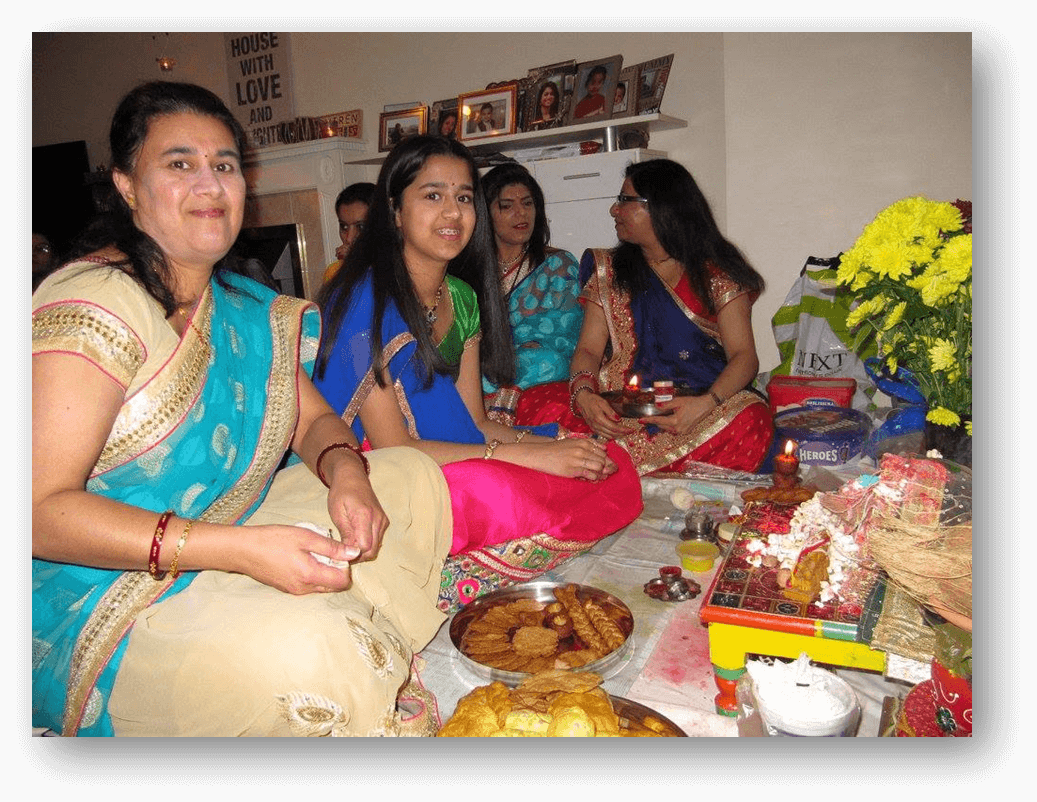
[623,374,640,399]
[774,439,800,478]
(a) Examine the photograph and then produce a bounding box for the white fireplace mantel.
[242,138,377,298]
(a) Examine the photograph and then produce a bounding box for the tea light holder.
[773,439,800,487]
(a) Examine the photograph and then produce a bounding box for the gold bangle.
[570,384,594,417]
[514,429,528,443]
[483,438,503,459]
[168,519,193,579]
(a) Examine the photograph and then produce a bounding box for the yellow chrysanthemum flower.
[882,301,907,331]
[928,339,957,372]
[927,407,961,427]
[845,295,883,328]
[965,420,972,437]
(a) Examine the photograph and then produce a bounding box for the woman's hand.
[575,391,640,439]
[235,523,361,595]
[293,374,388,563]
[645,394,717,435]
[325,455,389,563]
[505,436,617,481]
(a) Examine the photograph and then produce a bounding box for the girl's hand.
[509,436,617,481]
[575,391,640,439]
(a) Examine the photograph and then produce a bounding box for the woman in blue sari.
[313,136,642,611]
[480,163,583,396]
[32,82,451,736]
[517,159,774,474]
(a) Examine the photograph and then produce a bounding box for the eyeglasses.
[614,194,648,205]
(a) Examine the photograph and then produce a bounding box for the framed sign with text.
[224,32,297,148]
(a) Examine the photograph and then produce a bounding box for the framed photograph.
[378,106,427,153]
[430,98,460,140]
[523,62,577,132]
[458,84,518,142]
[611,66,639,120]
[566,55,623,126]
[635,53,674,115]
[316,109,363,139]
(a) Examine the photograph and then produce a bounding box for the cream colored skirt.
[107,447,451,736]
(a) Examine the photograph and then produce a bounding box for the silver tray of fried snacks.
[449,581,634,686]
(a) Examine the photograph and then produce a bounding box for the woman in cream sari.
[32,81,450,736]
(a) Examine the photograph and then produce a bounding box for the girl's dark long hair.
[612,159,764,313]
[315,135,514,388]
[481,162,551,272]
[63,81,252,316]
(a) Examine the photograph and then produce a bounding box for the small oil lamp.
[773,439,800,488]
[623,374,641,400]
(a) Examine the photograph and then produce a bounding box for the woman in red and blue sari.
[516,159,774,474]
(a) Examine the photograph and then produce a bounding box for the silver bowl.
[448,580,634,687]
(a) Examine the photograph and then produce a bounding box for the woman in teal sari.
[480,163,583,396]
[32,82,451,736]
[313,136,642,611]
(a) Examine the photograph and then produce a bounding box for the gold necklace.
[498,243,528,271]
[647,255,675,267]
[423,282,444,326]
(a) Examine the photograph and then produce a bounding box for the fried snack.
[740,485,818,505]
[549,688,620,735]
[555,584,607,653]
[583,600,627,652]
[511,625,560,657]
[545,706,596,737]
[517,668,603,695]
[438,671,673,737]
[437,681,513,737]
[554,648,603,669]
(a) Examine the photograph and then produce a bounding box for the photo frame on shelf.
[458,84,518,142]
[634,53,674,115]
[378,106,428,152]
[611,65,639,120]
[523,60,577,132]
[566,54,623,126]
[430,98,460,140]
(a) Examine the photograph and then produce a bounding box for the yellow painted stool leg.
[707,622,886,716]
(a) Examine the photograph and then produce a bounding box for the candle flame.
[784,439,797,456]
[628,375,639,389]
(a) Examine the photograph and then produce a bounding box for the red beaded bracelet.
[316,441,371,487]
[149,510,174,580]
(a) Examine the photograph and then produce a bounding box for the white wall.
[32,31,971,371]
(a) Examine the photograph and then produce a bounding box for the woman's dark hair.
[481,163,551,273]
[536,81,560,118]
[335,182,375,211]
[63,81,250,316]
[315,135,514,388]
[612,159,764,314]
[586,65,608,87]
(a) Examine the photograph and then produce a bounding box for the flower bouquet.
[836,197,972,443]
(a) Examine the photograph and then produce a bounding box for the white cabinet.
[525,148,666,259]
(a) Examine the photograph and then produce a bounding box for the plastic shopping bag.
[762,256,877,411]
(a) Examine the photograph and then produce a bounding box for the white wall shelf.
[341,113,687,165]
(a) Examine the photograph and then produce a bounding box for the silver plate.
[600,388,697,418]
[449,580,634,687]
[611,696,688,737]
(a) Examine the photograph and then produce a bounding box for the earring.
[127,197,137,210]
